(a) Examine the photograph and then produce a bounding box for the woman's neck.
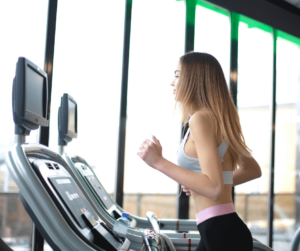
[188,105,205,116]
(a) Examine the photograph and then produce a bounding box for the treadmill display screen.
[25,65,45,117]
[68,99,76,133]
[49,177,98,229]
[85,175,113,209]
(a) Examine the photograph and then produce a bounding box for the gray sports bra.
[177,127,233,184]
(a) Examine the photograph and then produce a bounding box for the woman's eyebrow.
[174,70,180,74]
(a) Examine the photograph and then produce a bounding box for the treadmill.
[57,93,274,251]
[5,57,130,251]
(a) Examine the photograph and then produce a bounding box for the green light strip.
[277,30,300,47]
[175,0,228,16]
[239,14,272,33]
[175,0,300,46]
[196,0,229,16]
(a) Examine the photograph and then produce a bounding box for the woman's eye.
[175,76,179,78]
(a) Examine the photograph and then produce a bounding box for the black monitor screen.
[68,100,76,133]
[25,66,45,117]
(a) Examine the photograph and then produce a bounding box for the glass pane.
[236,16,273,245]
[0,0,48,249]
[235,194,268,239]
[274,35,300,250]
[0,194,33,250]
[194,2,230,85]
[124,0,185,217]
[124,194,177,219]
[49,0,125,195]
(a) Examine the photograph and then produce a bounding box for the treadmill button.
[53,163,60,169]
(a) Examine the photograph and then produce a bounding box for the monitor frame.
[13,57,49,136]
[58,93,78,146]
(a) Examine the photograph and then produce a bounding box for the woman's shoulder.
[189,109,213,127]
[189,109,220,146]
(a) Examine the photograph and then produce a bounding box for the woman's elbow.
[250,157,262,179]
[258,169,262,178]
[256,165,262,178]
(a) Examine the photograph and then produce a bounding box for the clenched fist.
[137,135,163,169]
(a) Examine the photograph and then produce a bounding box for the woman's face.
[171,62,181,100]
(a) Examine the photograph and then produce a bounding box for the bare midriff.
[191,185,233,213]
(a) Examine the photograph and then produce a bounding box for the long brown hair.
[175,52,251,169]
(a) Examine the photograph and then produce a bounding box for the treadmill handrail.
[290,226,300,251]
[146,211,160,234]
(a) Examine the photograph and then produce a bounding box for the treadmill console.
[30,156,124,251]
[48,176,97,229]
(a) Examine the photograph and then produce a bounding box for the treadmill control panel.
[49,176,98,229]
[85,174,114,209]
[31,159,125,250]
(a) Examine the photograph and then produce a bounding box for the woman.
[137,52,261,251]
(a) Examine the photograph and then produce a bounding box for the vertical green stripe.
[230,12,239,41]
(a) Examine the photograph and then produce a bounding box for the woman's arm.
[182,151,262,197]
[138,111,225,201]
[155,158,223,201]
[232,156,261,186]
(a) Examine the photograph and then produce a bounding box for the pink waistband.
[196,203,235,225]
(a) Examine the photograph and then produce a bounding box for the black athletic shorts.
[196,213,253,251]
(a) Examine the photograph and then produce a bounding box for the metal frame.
[34,0,58,250]
[114,0,132,208]
[229,11,239,204]
[229,12,238,107]
[40,0,58,147]
[266,28,277,248]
